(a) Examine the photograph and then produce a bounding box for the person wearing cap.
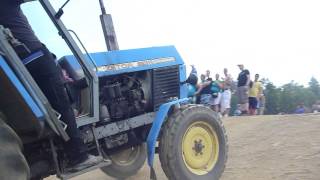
[237,64,250,115]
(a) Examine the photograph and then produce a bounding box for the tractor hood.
[60,46,185,78]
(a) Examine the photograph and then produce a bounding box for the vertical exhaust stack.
[99,0,119,51]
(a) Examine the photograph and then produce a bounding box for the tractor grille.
[152,66,180,110]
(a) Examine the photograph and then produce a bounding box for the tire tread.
[159,105,228,180]
[0,113,30,180]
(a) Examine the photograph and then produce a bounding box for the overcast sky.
[22,0,320,86]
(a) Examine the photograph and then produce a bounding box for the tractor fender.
[146,98,188,167]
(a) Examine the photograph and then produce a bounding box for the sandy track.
[47,114,320,180]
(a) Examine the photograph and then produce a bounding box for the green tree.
[280,82,302,113]
[264,80,316,114]
[281,81,316,113]
[264,82,281,114]
[308,77,320,97]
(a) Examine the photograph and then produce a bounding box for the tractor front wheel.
[159,105,228,180]
[101,143,147,179]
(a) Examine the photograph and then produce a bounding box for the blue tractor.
[0,0,228,179]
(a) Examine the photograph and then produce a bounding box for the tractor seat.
[58,56,88,90]
[58,56,88,108]
[58,56,86,82]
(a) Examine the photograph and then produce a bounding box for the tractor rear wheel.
[101,143,147,179]
[0,112,30,180]
[159,105,228,180]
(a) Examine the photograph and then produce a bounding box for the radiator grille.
[153,66,180,110]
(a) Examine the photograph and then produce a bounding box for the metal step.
[58,159,111,180]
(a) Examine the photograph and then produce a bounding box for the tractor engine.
[99,72,152,121]
[59,52,181,122]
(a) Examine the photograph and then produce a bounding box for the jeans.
[23,45,87,163]
[200,94,214,106]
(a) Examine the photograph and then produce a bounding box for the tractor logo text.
[97,57,176,72]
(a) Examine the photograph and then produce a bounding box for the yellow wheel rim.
[182,121,219,175]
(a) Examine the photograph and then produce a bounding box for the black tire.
[101,143,147,179]
[159,105,228,180]
[0,113,30,180]
[158,104,193,179]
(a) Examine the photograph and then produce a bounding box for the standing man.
[221,68,233,117]
[249,74,263,115]
[237,64,250,115]
[186,65,198,86]
[195,72,216,108]
[195,79,214,107]
[206,70,211,80]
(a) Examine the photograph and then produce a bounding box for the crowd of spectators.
[186,64,265,117]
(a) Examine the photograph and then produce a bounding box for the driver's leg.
[24,46,104,170]
[25,46,88,163]
[1,1,102,170]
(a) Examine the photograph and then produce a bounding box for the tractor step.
[58,159,112,180]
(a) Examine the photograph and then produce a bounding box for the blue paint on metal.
[22,50,44,65]
[61,45,189,99]
[0,56,44,119]
[146,98,188,167]
[61,45,191,166]
[62,46,185,77]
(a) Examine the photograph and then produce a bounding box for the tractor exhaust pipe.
[99,0,119,51]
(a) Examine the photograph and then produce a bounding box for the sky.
[22,0,320,86]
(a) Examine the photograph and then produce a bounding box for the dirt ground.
[47,114,320,180]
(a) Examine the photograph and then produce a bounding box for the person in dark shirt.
[237,64,250,115]
[186,65,198,86]
[195,78,214,107]
[237,66,250,87]
[0,0,102,171]
[206,69,211,80]
[195,75,220,110]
